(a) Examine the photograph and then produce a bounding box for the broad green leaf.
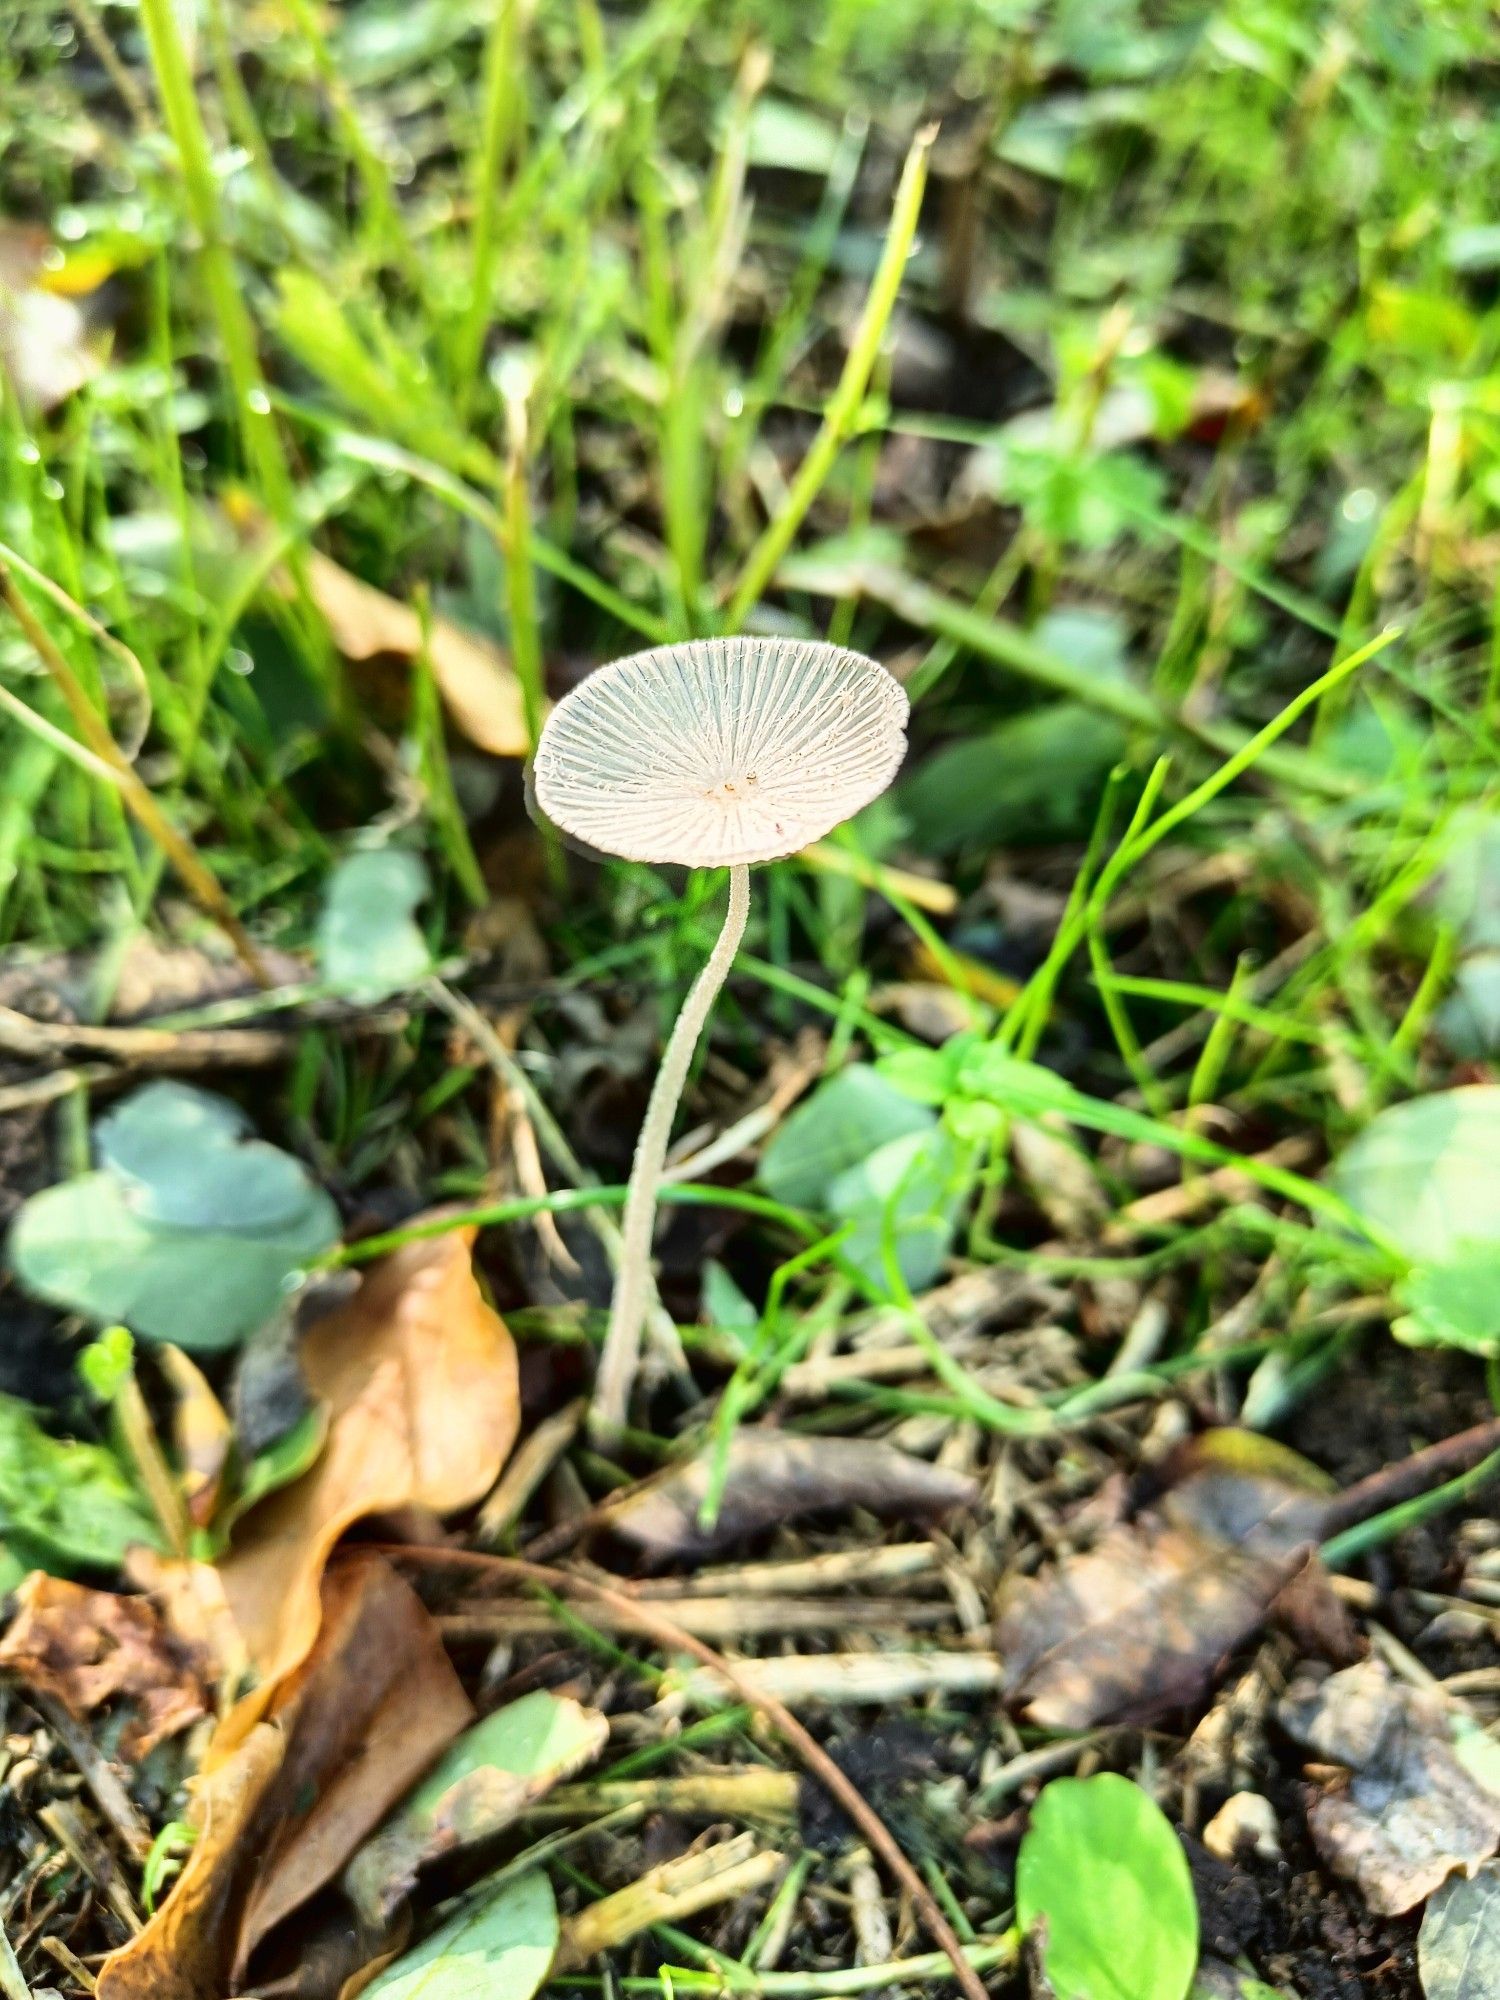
[1331,1087,1500,1265]
[1394,1253,1500,1356]
[10,1082,339,1351]
[827,1125,962,1291]
[746,97,841,174]
[10,1171,338,1351]
[96,1081,319,1230]
[759,1065,933,1209]
[1016,1774,1198,2000]
[901,703,1126,854]
[701,1260,757,1336]
[1436,953,1500,1060]
[347,1693,607,1926]
[0,1394,164,1572]
[1418,1860,1500,2000]
[318,848,432,1002]
[195,1404,330,1558]
[362,1868,558,2000]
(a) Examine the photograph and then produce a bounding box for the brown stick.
[380,1546,991,2000]
[1320,1415,1500,1538]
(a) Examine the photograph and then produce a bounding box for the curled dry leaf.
[97,1553,472,2000]
[601,1429,979,1561]
[218,1227,519,1684]
[1278,1658,1500,1916]
[1419,1859,1500,2000]
[998,1429,1336,1729]
[284,541,531,757]
[0,1571,212,1759]
[345,1690,609,1929]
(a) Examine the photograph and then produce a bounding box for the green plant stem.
[726,125,934,627]
[461,0,528,394]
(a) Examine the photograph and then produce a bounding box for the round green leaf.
[1331,1087,1500,1265]
[9,1170,339,1351]
[318,847,432,1002]
[96,1081,320,1231]
[1419,1860,1500,2000]
[1016,1774,1199,2000]
[363,1868,557,2000]
[759,1064,933,1210]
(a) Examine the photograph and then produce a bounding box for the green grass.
[3,0,1500,1430]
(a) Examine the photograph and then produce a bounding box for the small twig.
[1319,1415,1500,1540]
[382,1547,991,2000]
[32,1698,151,1864]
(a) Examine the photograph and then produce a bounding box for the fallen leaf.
[218,1228,519,1683]
[318,849,432,1002]
[0,1572,211,1758]
[1278,1659,1500,1915]
[998,1429,1336,1729]
[97,1553,473,2000]
[345,1691,608,1928]
[0,222,103,410]
[301,547,530,757]
[1419,1859,1500,1999]
[362,1868,557,2000]
[602,1430,978,1561]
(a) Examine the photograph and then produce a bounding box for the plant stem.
[725,126,933,628]
[592,863,751,1441]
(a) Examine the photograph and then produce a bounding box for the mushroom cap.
[531,637,910,868]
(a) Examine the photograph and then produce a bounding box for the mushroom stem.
[593,862,751,1442]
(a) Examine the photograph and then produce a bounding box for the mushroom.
[532,635,910,1439]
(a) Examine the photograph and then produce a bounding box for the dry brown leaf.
[218,1227,519,1684]
[601,1430,978,1561]
[0,1572,212,1759]
[125,1547,250,1693]
[97,1553,472,2000]
[1279,1658,1500,1916]
[302,548,531,757]
[997,1429,1336,1729]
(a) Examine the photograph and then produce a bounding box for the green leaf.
[0,1394,164,1572]
[347,1693,607,1927]
[1436,953,1500,1060]
[1331,1087,1500,1265]
[77,1324,136,1402]
[1394,1253,1500,1355]
[1016,1774,1198,2000]
[901,702,1127,855]
[318,847,433,1002]
[96,1081,320,1230]
[11,1172,338,1352]
[10,1083,340,1352]
[362,1868,558,2000]
[195,1404,330,1558]
[1419,1860,1500,2000]
[759,1065,934,1209]
[827,1125,962,1292]
[746,97,841,174]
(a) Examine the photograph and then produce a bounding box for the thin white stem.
[592,863,751,1441]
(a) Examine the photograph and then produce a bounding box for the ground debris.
[1278,1658,1500,1915]
[0,1572,211,1760]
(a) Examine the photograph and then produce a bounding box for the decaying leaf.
[0,1571,212,1759]
[345,1691,608,1928]
[97,1553,472,2000]
[998,1430,1336,1729]
[1278,1659,1500,1916]
[218,1228,519,1683]
[1419,1859,1500,2000]
[297,547,531,757]
[159,1345,235,1530]
[602,1430,979,1561]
